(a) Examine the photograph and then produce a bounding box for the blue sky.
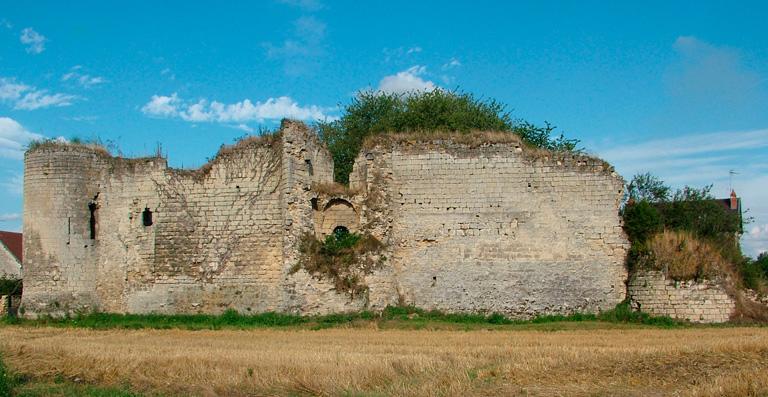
[1,1,767,256]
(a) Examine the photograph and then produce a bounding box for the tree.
[317,90,581,184]
[626,172,670,203]
[622,200,663,243]
[755,252,768,278]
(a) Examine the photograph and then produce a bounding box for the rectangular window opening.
[142,207,153,227]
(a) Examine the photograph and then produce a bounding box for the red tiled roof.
[0,231,22,263]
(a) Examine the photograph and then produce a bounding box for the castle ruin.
[21,120,630,318]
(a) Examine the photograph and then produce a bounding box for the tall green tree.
[626,172,670,203]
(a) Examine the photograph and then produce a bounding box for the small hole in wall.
[142,208,153,226]
[527,182,532,188]
[333,226,350,238]
[432,276,437,281]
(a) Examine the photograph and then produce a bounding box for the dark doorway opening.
[333,225,350,239]
[142,207,153,226]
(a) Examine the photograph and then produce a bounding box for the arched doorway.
[317,198,358,238]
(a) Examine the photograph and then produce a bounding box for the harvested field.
[1,325,767,396]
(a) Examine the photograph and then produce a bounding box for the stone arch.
[318,198,358,238]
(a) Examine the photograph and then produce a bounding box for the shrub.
[317,90,580,184]
[0,355,11,397]
[622,200,663,244]
[741,254,768,294]
[643,230,732,281]
[293,230,384,297]
[660,186,742,243]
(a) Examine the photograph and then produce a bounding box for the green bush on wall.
[317,90,581,184]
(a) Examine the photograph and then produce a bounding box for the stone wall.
[22,124,631,318]
[0,295,21,317]
[21,121,339,317]
[352,138,629,317]
[0,243,20,278]
[628,270,735,323]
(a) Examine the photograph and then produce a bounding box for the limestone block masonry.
[0,242,21,279]
[628,270,735,323]
[352,138,629,317]
[22,121,631,318]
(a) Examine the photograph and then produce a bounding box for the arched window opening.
[142,207,153,226]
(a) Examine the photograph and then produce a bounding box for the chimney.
[730,190,738,210]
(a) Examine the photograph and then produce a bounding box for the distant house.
[717,190,743,234]
[0,231,22,279]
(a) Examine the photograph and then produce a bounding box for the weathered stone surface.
[351,140,629,317]
[0,295,20,317]
[628,270,735,323]
[0,242,20,278]
[22,122,631,318]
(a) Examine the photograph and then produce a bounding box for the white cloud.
[383,46,424,62]
[1,174,23,196]
[0,117,43,160]
[141,93,181,118]
[226,124,254,133]
[667,36,762,104]
[749,224,768,239]
[277,0,323,11]
[20,27,46,54]
[442,58,462,69]
[600,129,768,163]
[0,77,78,110]
[160,68,176,81]
[15,91,78,110]
[406,47,422,55]
[378,66,438,94]
[0,213,21,222]
[0,79,29,101]
[141,93,335,123]
[65,115,99,122]
[264,16,326,75]
[62,66,106,88]
[597,127,768,258]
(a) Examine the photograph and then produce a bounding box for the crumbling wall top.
[359,131,616,176]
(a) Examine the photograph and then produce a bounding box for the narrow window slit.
[88,202,98,240]
[142,207,153,227]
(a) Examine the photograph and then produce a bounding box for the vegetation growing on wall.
[622,173,761,288]
[317,90,581,184]
[742,253,768,292]
[293,228,384,297]
[639,230,732,281]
